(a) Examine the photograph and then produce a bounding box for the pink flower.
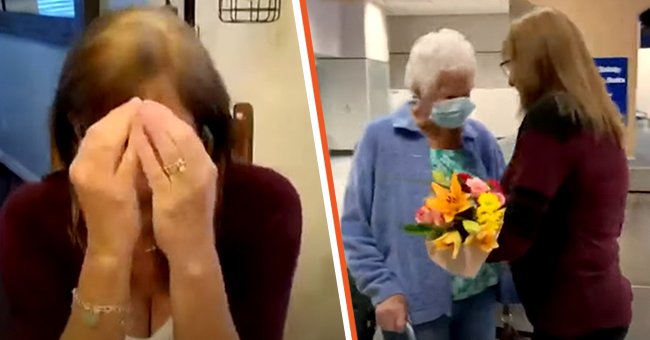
[496,192,506,206]
[466,177,490,197]
[430,209,445,226]
[416,207,433,224]
[415,207,445,226]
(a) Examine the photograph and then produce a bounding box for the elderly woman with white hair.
[341,29,508,340]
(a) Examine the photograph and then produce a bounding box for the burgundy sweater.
[488,94,632,337]
[0,162,302,340]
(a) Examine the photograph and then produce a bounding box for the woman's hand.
[69,97,143,259]
[132,101,237,339]
[132,100,218,263]
[411,97,437,134]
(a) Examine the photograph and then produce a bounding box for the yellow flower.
[478,193,500,212]
[425,174,472,223]
[481,221,501,232]
[433,231,462,259]
[474,228,499,253]
[477,210,503,225]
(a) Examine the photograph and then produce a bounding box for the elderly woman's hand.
[410,70,474,140]
[132,100,218,264]
[69,97,143,259]
[411,97,437,133]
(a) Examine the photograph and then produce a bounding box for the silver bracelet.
[71,288,130,328]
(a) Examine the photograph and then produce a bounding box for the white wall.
[310,0,391,150]
[638,48,650,116]
[339,2,366,59]
[470,88,520,138]
[195,1,344,339]
[317,58,371,150]
[308,0,389,61]
[306,0,343,57]
[387,14,510,88]
[364,2,389,62]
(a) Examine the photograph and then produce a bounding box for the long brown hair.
[504,7,624,145]
[50,7,233,248]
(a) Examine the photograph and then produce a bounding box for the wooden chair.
[231,103,254,164]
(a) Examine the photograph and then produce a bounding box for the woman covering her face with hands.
[0,7,302,340]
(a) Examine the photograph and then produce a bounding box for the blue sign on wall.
[594,57,628,118]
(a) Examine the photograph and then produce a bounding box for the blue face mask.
[429,97,476,129]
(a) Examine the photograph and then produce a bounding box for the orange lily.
[425,174,472,223]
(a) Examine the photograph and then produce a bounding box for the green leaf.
[404,224,432,236]
[427,228,446,240]
[462,220,481,234]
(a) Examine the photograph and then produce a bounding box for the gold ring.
[163,158,187,177]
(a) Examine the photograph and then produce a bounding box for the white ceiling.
[378,0,509,16]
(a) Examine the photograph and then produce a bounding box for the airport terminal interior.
[311,0,650,339]
[0,0,346,339]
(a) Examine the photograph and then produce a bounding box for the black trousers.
[532,327,628,340]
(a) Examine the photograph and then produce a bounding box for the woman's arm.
[342,123,404,306]
[166,169,302,340]
[60,252,132,340]
[167,246,237,340]
[61,98,145,340]
[0,184,72,339]
[2,99,143,340]
[1,186,132,340]
[487,128,572,262]
[133,100,239,339]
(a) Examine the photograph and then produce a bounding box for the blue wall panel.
[0,33,66,180]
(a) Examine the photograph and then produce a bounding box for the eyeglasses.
[500,60,511,77]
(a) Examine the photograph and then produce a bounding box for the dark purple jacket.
[488,94,632,337]
[0,163,302,340]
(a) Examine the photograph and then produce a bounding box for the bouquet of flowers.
[404,171,506,278]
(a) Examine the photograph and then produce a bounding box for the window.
[0,0,95,46]
[1,0,74,17]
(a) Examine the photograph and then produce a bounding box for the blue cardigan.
[341,103,508,325]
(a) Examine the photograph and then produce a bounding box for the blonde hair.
[504,7,624,144]
[404,28,477,95]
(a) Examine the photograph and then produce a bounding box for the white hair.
[404,28,477,94]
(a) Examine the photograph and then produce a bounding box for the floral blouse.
[429,148,498,301]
